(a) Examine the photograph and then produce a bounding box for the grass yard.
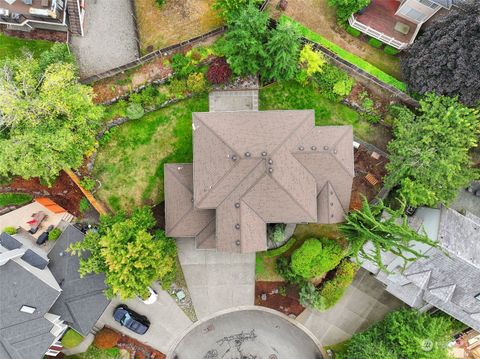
[0,33,53,60]
[64,346,121,359]
[0,193,33,207]
[268,0,402,80]
[260,81,387,146]
[134,0,223,54]
[256,223,343,281]
[93,95,208,212]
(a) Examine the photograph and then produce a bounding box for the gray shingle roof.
[0,233,22,250]
[21,249,48,269]
[362,207,480,331]
[48,225,110,336]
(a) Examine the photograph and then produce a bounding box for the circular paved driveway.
[167,306,326,359]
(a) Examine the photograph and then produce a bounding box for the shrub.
[291,238,345,279]
[186,72,208,93]
[80,177,96,192]
[93,328,120,349]
[314,64,354,101]
[171,53,195,78]
[328,0,371,25]
[126,102,144,120]
[38,43,75,71]
[263,237,297,258]
[2,226,16,235]
[368,37,383,48]
[79,197,90,214]
[168,78,188,97]
[298,44,327,79]
[49,228,62,241]
[212,0,262,22]
[384,45,400,56]
[316,260,358,309]
[61,329,84,349]
[346,26,361,37]
[155,0,166,8]
[269,223,286,243]
[0,193,33,207]
[207,57,232,84]
[276,256,304,285]
[129,85,159,107]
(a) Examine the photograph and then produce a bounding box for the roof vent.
[245,152,251,157]
[333,149,338,154]
[298,146,304,151]
[268,159,273,165]
[20,305,36,314]
[235,240,241,246]
[235,224,240,229]
[324,146,329,150]
[235,202,240,208]
[330,202,334,206]
[311,146,317,151]
[261,151,267,157]
[268,167,273,174]
[231,155,238,161]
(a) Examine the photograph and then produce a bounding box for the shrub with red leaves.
[206,58,232,85]
[93,328,120,349]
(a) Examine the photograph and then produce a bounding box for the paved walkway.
[297,268,405,346]
[95,282,192,354]
[209,90,259,112]
[70,0,139,79]
[176,238,256,320]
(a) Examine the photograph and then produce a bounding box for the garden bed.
[0,171,84,216]
[255,281,305,317]
[134,0,222,54]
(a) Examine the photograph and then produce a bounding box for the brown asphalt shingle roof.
[165,110,354,253]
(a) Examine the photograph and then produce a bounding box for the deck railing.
[349,14,407,50]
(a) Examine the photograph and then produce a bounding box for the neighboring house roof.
[165,110,354,253]
[0,225,110,359]
[48,225,110,336]
[362,207,480,332]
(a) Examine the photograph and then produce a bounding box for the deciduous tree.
[328,0,371,25]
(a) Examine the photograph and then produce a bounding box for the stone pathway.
[176,238,256,320]
[297,268,405,346]
[209,90,259,112]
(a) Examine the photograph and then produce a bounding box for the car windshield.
[120,312,132,326]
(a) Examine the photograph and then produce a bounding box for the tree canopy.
[328,0,371,25]
[68,207,177,299]
[212,0,262,22]
[401,4,480,106]
[340,197,440,272]
[337,309,456,359]
[0,45,102,184]
[385,94,479,207]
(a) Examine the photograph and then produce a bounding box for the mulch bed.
[255,281,305,317]
[0,171,84,216]
[117,333,165,359]
[152,202,165,230]
[0,26,67,42]
[350,145,388,210]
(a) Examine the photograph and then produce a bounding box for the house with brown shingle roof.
[165,109,354,253]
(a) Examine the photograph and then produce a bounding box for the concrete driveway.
[176,238,255,320]
[70,0,139,79]
[297,268,405,346]
[95,282,192,353]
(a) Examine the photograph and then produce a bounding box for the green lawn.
[0,34,53,60]
[0,193,33,207]
[64,346,121,359]
[260,81,387,147]
[93,95,209,212]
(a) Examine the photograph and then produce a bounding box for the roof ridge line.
[330,127,355,177]
[195,217,216,247]
[271,110,313,157]
[326,180,348,214]
[165,164,193,195]
[166,170,196,234]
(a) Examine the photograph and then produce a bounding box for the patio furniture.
[4,0,16,5]
[0,8,9,16]
[27,211,47,234]
[365,172,379,186]
[394,21,411,35]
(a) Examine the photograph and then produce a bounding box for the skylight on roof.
[20,305,36,314]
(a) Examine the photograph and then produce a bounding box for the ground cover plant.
[401,3,480,106]
[336,308,457,359]
[61,329,84,349]
[0,33,54,60]
[281,16,407,92]
[0,193,33,207]
[385,94,479,207]
[0,44,103,184]
[133,0,222,54]
[68,207,177,299]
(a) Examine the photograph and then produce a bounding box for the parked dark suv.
[113,305,150,335]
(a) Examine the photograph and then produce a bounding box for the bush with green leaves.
[186,72,208,93]
[291,238,346,279]
[220,4,269,76]
[346,25,361,37]
[262,22,301,81]
[313,63,354,101]
[68,207,177,299]
[61,329,84,349]
[129,85,159,108]
[168,78,188,97]
[297,44,327,84]
[38,42,75,72]
[269,224,286,243]
[368,37,383,48]
[385,94,479,207]
[80,177,96,192]
[126,102,145,120]
[79,197,90,214]
[2,226,16,235]
[212,0,262,22]
[49,228,62,241]
[155,0,166,8]
[0,193,33,207]
[384,45,400,56]
[328,0,371,25]
[171,53,196,79]
[337,309,456,359]
[276,256,304,285]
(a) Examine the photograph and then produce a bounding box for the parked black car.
[36,225,54,245]
[113,305,150,335]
